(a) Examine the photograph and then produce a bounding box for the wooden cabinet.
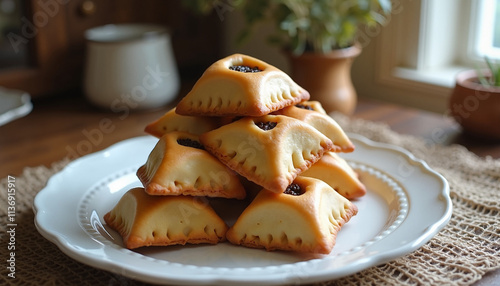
[0,0,223,98]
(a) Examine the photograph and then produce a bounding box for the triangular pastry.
[137,131,246,199]
[175,54,310,116]
[144,107,219,137]
[273,102,354,152]
[104,187,228,249]
[225,177,358,254]
[301,151,366,199]
[290,100,327,114]
[199,115,335,193]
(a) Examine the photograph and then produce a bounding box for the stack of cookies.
[104,54,366,254]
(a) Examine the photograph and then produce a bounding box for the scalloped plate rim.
[33,133,452,285]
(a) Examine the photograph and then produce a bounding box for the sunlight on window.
[494,1,500,48]
[477,0,500,59]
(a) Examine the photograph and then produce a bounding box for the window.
[351,0,498,113]
[389,0,471,88]
[473,0,500,60]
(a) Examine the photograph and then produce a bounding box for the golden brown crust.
[287,100,327,114]
[301,152,366,199]
[273,102,355,152]
[144,107,219,137]
[137,131,246,199]
[225,177,358,254]
[200,115,335,193]
[104,188,228,249]
[175,54,310,117]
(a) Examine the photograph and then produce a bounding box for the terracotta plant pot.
[449,69,500,140]
[286,44,361,115]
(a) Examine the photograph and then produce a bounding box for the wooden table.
[1,92,498,285]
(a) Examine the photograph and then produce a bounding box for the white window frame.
[473,0,500,60]
[352,0,488,113]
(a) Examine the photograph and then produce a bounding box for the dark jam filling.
[284,183,304,196]
[295,104,314,111]
[255,121,277,131]
[177,138,205,150]
[229,65,263,73]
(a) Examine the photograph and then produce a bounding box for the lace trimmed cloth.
[1,114,499,286]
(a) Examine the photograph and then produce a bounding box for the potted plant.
[449,58,500,140]
[182,0,391,115]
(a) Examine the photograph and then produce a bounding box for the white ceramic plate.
[34,134,452,285]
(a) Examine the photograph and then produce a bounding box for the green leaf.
[476,67,490,86]
[182,0,392,55]
[495,63,500,86]
[485,57,500,86]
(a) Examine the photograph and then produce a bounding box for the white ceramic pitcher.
[84,24,180,110]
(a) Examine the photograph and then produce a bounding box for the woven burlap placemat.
[1,114,499,286]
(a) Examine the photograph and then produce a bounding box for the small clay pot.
[449,69,500,140]
[286,44,361,115]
